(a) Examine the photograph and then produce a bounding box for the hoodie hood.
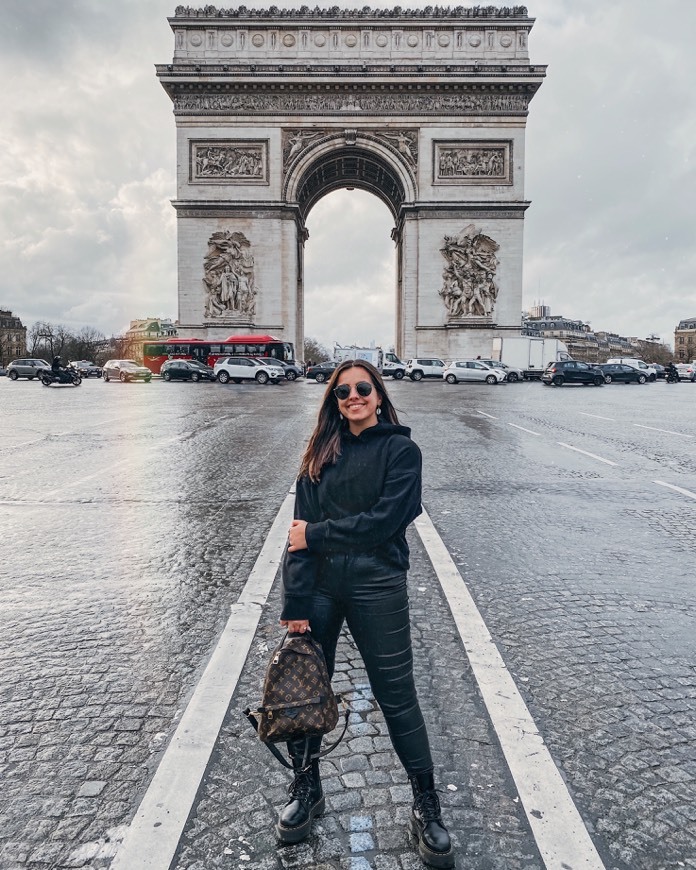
[342,419,412,443]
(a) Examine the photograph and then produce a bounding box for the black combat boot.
[276,739,324,844]
[408,770,454,868]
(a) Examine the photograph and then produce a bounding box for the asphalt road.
[1,374,694,869]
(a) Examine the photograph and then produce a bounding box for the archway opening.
[296,147,406,222]
[298,146,406,360]
[303,188,397,357]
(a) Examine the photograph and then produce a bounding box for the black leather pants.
[309,570,433,775]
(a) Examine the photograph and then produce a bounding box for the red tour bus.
[142,334,295,374]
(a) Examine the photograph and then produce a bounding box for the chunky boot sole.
[276,795,325,844]
[408,816,455,868]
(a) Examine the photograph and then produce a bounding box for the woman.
[278,360,453,868]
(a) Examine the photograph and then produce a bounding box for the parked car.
[102,360,153,383]
[160,359,215,382]
[6,358,51,381]
[599,363,647,384]
[214,356,282,385]
[305,360,339,383]
[477,359,524,382]
[254,358,303,380]
[443,360,507,385]
[652,364,666,380]
[606,358,657,381]
[541,360,605,387]
[405,358,446,381]
[186,359,217,380]
[675,362,696,381]
[382,360,406,379]
[68,360,102,378]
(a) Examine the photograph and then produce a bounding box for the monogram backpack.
[244,632,349,769]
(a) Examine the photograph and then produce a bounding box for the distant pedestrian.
[278,359,453,867]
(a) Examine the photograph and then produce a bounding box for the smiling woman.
[278,359,454,866]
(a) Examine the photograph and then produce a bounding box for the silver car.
[443,360,507,384]
[7,358,51,381]
[477,359,524,382]
[102,360,153,383]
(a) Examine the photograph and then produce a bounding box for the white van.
[606,358,657,381]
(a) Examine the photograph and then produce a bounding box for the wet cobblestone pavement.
[171,528,542,870]
[1,376,695,869]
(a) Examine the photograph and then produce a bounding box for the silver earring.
[376,407,381,415]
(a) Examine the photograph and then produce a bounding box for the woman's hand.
[287,519,308,552]
[280,619,310,634]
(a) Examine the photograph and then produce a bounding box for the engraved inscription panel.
[434,140,512,185]
[190,140,269,184]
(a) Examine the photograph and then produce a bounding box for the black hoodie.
[281,420,422,620]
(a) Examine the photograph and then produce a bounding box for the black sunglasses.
[333,381,374,400]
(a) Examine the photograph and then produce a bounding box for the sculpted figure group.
[202,231,257,319]
[439,225,500,319]
[439,147,505,178]
[195,145,263,179]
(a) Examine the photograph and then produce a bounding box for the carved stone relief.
[203,231,257,320]
[439,225,500,321]
[282,129,328,167]
[175,91,530,116]
[190,140,268,183]
[373,131,418,169]
[281,128,418,175]
[174,6,531,19]
[434,140,511,185]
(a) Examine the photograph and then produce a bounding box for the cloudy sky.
[1,0,694,351]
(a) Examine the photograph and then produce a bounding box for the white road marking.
[110,489,295,870]
[476,410,497,419]
[415,508,606,870]
[578,412,615,421]
[654,480,696,501]
[506,422,542,436]
[557,442,618,466]
[634,424,693,438]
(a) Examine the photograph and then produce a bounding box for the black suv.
[541,360,605,387]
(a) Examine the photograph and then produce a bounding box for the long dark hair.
[299,359,400,483]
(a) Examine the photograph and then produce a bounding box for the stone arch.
[284,135,417,222]
[158,6,545,361]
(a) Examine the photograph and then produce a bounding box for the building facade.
[124,318,178,361]
[523,313,640,363]
[0,310,27,366]
[674,317,696,361]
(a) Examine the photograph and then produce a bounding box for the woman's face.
[334,366,382,434]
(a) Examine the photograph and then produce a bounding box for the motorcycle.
[665,370,680,384]
[40,369,82,387]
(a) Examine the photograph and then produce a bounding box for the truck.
[333,345,384,369]
[491,336,571,380]
[333,346,407,378]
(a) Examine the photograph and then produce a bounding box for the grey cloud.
[1,0,695,350]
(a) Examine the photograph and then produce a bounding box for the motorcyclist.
[666,361,679,382]
[51,356,69,383]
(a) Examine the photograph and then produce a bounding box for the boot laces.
[416,788,442,824]
[288,769,313,804]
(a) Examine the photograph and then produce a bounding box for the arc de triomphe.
[157,5,545,360]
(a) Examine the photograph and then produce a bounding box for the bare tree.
[303,336,331,365]
[68,326,106,362]
[27,321,61,359]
